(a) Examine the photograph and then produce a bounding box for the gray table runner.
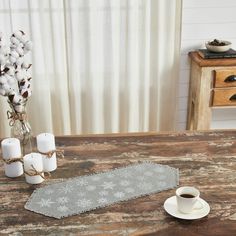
[25,162,179,219]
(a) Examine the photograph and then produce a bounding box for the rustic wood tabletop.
[1,130,236,235]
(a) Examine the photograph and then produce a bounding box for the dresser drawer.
[212,88,236,106]
[214,70,236,88]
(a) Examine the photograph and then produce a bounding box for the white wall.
[177,0,236,130]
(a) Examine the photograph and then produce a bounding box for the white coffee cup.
[176,186,203,214]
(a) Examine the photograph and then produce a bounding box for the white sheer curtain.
[0,0,181,137]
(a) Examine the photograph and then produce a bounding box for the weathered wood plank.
[0,131,236,235]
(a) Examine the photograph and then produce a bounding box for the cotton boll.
[13,98,25,112]
[16,47,24,56]
[20,35,28,44]
[10,36,20,45]
[16,70,26,81]
[16,56,24,66]
[25,70,31,78]
[22,61,31,69]
[20,80,31,90]
[22,57,31,69]
[24,41,32,51]
[13,30,24,39]
[18,43,24,48]
[13,93,22,103]
[7,76,16,86]
[0,75,7,84]
[8,90,15,97]
[13,31,21,39]
[20,87,26,95]
[10,51,19,58]
[9,56,17,64]
[2,83,11,93]
[1,46,10,55]
[6,66,15,76]
[14,64,21,70]
[10,44,17,50]
[0,88,6,96]
[0,54,6,64]
[8,91,15,103]
[19,79,26,87]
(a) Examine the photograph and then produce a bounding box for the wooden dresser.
[187,51,236,130]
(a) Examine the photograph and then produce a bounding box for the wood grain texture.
[187,61,212,130]
[189,51,236,67]
[1,131,236,235]
[214,69,236,88]
[213,88,236,106]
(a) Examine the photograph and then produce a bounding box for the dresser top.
[189,51,236,67]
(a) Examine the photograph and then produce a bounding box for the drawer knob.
[224,75,236,83]
[229,94,236,101]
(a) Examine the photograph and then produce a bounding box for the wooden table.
[1,130,236,235]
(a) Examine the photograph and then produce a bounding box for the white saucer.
[163,196,210,220]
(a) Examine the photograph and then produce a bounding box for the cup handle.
[193,199,204,211]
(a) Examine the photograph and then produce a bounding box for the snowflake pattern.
[44,189,54,195]
[98,198,108,204]
[60,184,73,194]
[77,198,92,208]
[57,197,68,204]
[101,181,116,190]
[76,179,88,186]
[99,190,109,196]
[26,163,178,219]
[37,198,54,207]
[58,205,69,212]
[137,182,153,191]
[120,180,130,186]
[114,192,125,198]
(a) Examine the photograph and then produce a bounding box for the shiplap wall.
[177,0,236,130]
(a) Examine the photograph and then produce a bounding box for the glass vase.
[8,101,33,155]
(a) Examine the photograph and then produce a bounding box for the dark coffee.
[180,194,195,198]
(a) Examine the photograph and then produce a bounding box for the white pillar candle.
[1,138,23,178]
[36,133,57,172]
[23,152,44,184]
